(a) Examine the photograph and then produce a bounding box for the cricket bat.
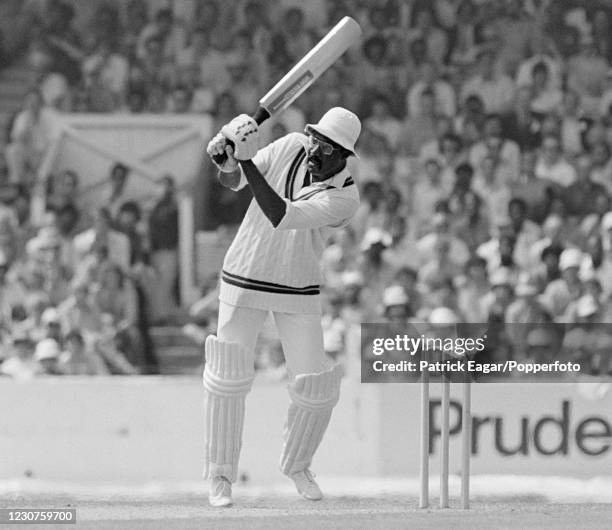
[212,16,362,163]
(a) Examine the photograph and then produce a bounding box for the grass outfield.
[1,477,611,529]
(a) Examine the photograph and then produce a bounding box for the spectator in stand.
[225,29,270,92]
[56,329,109,375]
[541,248,586,322]
[560,90,587,157]
[482,267,515,324]
[509,150,554,223]
[417,212,470,268]
[567,34,608,116]
[116,201,145,265]
[103,163,131,219]
[454,94,486,138]
[74,208,131,273]
[399,88,439,157]
[461,47,516,115]
[448,162,474,215]
[452,189,490,252]
[470,114,521,184]
[136,35,176,112]
[166,85,192,113]
[516,32,563,89]
[46,170,79,214]
[0,330,37,379]
[178,27,229,94]
[445,0,484,70]
[529,61,563,115]
[533,243,563,292]
[26,42,71,111]
[0,250,25,329]
[505,273,551,349]
[360,36,392,99]
[357,228,396,315]
[407,62,456,119]
[137,8,186,63]
[381,285,413,324]
[477,219,519,278]
[39,1,83,86]
[364,95,402,153]
[457,256,490,323]
[57,279,104,337]
[5,89,57,186]
[564,155,609,218]
[508,197,542,271]
[384,215,418,271]
[407,3,448,66]
[535,134,577,187]
[82,40,129,112]
[225,61,259,113]
[271,7,316,66]
[591,142,612,194]
[473,155,511,227]
[597,212,612,297]
[121,0,149,61]
[148,175,179,324]
[351,181,385,243]
[591,8,612,64]
[424,130,467,190]
[411,158,448,235]
[503,86,542,151]
[528,214,566,269]
[419,236,460,293]
[93,262,143,369]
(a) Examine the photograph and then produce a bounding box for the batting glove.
[207,132,239,173]
[221,114,259,160]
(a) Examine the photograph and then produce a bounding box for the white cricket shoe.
[290,469,323,501]
[209,476,233,507]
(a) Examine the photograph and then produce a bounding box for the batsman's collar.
[310,165,351,189]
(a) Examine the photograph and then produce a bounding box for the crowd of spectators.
[1,0,612,378]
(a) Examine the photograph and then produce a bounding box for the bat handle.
[211,107,271,165]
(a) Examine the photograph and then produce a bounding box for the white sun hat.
[34,338,61,361]
[305,107,361,156]
[383,285,409,307]
[559,248,583,271]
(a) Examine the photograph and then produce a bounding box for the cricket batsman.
[204,107,361,507]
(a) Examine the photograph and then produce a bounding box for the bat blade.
[259,16,362,116]
[211,16,362,164]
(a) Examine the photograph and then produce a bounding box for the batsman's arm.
[239,159,286,227]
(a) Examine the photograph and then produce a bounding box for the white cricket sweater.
[219,132,359,314]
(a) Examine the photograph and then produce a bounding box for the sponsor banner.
[1,379,609,481]
[361,323,612,383]
[378,382,612,477]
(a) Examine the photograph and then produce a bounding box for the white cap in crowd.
[428,307,459,325]
[602,211,612,231]
[559,248,583,271]
[360,227,392,251]
[341,270,364,287]
[575,295,599,318]
[383,285,408,307]
[34,338,61,361]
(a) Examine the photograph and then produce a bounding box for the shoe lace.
[213,476,230,495]
[303,469,317,483]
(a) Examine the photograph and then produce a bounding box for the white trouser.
[217,302,332,376]
[203,302,341,481]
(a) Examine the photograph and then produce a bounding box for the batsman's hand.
[207,132,239,173]
[221,114,259,160]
